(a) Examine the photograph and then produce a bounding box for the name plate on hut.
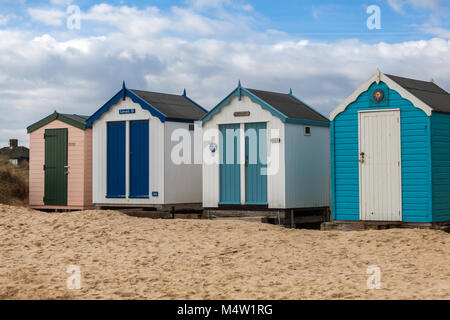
[234,111,250,117]
[119,108,136,114]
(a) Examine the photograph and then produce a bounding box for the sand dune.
[0,204,448,299]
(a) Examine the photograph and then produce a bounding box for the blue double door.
[107,120,149,199]
[219,123,267,205]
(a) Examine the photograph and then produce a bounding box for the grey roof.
[131,89,206,121]
[386,74,450,114]
[246,89,329,122]
[0,146,29,159]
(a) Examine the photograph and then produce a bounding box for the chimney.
[9,139,18,149]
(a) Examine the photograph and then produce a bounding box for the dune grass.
[0,156,28,205]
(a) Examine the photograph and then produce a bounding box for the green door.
[44,128,68,206]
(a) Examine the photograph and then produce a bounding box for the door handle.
[245,156,249,167]
[359,152,365,163]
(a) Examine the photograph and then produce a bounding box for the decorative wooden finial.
[238,80,242,101]
[122,81,126,101]
[183,88,187,96]
[375,69,381,84]
[289,88,293,95]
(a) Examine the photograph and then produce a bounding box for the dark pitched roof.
[246,89,329,123]
[61,114,89,123]
[130,89,207,121]
[0,146,29,159]
[27,112,89,133]
[386,74,450,114]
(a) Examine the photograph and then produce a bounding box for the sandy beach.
[0,204,448,299]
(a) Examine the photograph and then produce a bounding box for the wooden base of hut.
[30,205,94,212]
[321,220,450,231]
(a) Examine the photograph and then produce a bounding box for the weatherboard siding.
[164,121,202,204]
[29,119,92,209]
[332,82,431,223]
[202,95,286,208]
[284,123,330,208]
[431,112,450,222]
[84,128,93,207]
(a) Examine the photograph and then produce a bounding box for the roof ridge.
[403,86,450,95]
[130,88,183,97]
[246,88,290,96]
[385,73,449,94]
[385,73,432,84]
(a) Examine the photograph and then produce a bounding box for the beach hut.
[200,82,330,218]
[330,70,450,225]
[86,82,206,209]
[27,112,93,210]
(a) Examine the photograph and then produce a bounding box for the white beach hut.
[200,82,330,222]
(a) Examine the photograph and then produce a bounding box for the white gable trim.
[329,70,433,120]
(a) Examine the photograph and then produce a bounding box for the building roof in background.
[0,146,29,160]
[385,74,450,114]
[27,111,89,133]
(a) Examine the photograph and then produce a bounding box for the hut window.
[304,126,311,136]
[189,124,194,131]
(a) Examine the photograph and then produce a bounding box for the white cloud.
[387,0,442,13]
[28,8,66,26]
[51,0,73,5]
[0,14,13,26]
[188,0,252,11]
[423,25,450,38]
[0,3,450,148]
[81,3,253,38]
[189,0,231,10]
[387,0,450,39]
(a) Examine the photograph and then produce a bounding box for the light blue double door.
[219,123,267,205]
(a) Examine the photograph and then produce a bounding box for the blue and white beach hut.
[87,82,206,209]
[330,70,450,224]
[200,82,330,214]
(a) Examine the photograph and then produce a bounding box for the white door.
[359,109,402,221]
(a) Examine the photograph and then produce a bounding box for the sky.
[0,0,449,147]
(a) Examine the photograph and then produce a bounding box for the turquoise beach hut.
[330,70,450,225]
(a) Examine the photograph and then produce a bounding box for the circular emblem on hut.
[209,142,217,153]
[373,89,384,102]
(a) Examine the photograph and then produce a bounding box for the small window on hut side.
[304,126,311,136]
